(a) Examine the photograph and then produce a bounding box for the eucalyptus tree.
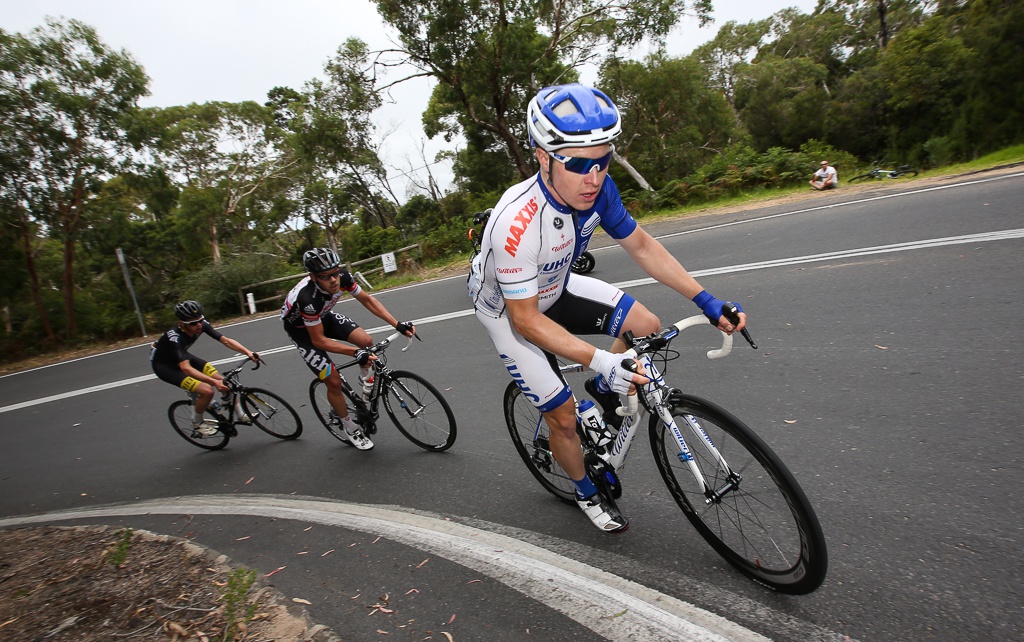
[373,0,713,184]
[132,100,295,263]
[0,18,148,340]
[599,53,738,186]
[273,38,400,247]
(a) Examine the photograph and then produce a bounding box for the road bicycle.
[167,357,303,450]
[468,209,596,274]
[848,163,919,183]
[503,314,828,594]
[309,332,457,451]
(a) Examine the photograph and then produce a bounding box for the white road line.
[0,495,824,642]
[1,229,1021,414]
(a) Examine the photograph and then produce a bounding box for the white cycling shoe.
[343,426,374,451]
[193,421,219,437]
[576,494,629,533]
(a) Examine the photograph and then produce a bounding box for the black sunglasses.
[316,269,342,281]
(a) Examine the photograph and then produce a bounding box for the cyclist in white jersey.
[469,84,748,533]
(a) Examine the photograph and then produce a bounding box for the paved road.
[2,170,1022,641]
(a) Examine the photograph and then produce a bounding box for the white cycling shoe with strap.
[576,494,629,533]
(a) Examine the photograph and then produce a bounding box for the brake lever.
[722,303,758,349]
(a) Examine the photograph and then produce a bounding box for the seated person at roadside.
[150,300,260,435]
[810,160,838,190]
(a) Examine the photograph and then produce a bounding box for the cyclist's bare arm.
[353,289,415,336]
[616,228,746,334]
[218,335,259,362]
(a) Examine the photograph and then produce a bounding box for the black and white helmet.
[302,247,341,274]
[174,300,204,322]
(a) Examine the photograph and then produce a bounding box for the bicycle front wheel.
[848,173,878,183]
[649,393,828,594]
[503,382,576,504]
[241,388,302,439]
[382,371,457,451]
[309,379,361,444]
[168,400,229,450]
[894,169,919,178]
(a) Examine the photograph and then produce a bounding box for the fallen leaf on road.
[264,566,286,577]
[784,420,797,424]
[447,614,456,625]
[441,632,454,641]
[235,536,250,541]
[874,345,888,350]
[245,476,255,484]
[321,549,335,557]
[415,558,430,569]
[292,598,312,605]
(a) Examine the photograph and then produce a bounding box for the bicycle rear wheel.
[848,173,879,183]
[381,370,457,451]
[241,388,302,439]
[894,169,918,178]
[649,393,828,594]
[503,382,576,504]
[168,400,229,450]
[309,379,363,444]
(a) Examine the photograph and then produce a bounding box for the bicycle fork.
[644,364,740,505]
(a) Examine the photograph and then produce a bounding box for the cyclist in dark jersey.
[281,247,416,450]
[150,300,261,435]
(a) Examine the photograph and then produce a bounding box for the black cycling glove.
[396,321,415,335]
[354,349,372,366]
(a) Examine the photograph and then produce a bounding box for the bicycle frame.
[333,332,416,426]
[573,315,738,500]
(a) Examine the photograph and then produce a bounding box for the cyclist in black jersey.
[281,247,416,450]
[150,300,261,435]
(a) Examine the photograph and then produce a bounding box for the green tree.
[277,39,399,245]
[130,100,295,263]
[599,54,738,187]
[0,18,148,340]
[373,0,713,184]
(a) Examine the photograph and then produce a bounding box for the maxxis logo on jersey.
[504,198,539,257]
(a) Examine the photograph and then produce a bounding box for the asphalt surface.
[2,168,1022,641]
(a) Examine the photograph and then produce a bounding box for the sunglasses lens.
[562,151,613,174]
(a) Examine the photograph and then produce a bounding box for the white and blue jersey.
[469,173,639,412]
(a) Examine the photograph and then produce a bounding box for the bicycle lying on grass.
[848,164,919,183]
[504,312,828,594]
[168,357,302,450]
[309,331,457,451]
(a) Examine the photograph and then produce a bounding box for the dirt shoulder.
[0,525,340,641]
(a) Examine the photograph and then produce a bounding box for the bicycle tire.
[649,393,828,594]
[241,388,302,440]
[381,370,457,451]
[168,400,229,450]
[503,382,577,504]
[309,379,364,445]
[893,169,918,178]
[570,251,595,274]
[848,173,879,183]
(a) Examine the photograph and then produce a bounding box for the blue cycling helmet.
[527,83,621,151]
